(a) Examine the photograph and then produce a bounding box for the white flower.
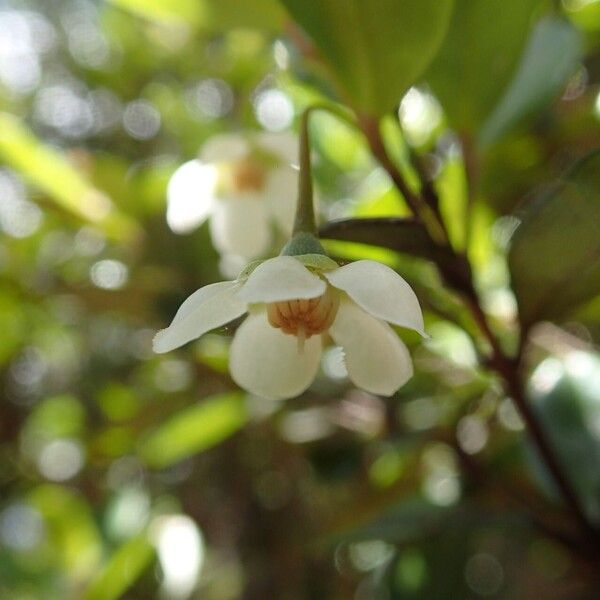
[153,256,425,400]
[166,132,299,263]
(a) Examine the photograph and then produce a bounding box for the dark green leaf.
[425,0,541,132]
[281,0,454,114]
[509,149,600,325]
[319,218,460,277]
[527,353,600,522]
[480,17,582,146]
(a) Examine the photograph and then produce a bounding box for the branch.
[357,116,600,546]
[358,114,449,246]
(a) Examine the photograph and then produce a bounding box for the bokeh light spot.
[123,100,161,140]
[152,514,204,599]
[90,259,128,290]
[37,438,85,481]
[254,89,294,132]
[465,553,504,596]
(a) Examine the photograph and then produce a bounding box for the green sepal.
[236,250,338,282]
[280,232,327,257]
[236,259,263,281]
[293,254,339,271]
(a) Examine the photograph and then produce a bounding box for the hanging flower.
[153,254,425,400]
[166,132,299,265]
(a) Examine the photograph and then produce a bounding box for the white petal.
[264,166,298,235]
[238,256,326,304]
[218,254,247,279]
[256,131,298,166]
[229,310,322,399]
[200,134,249,163]
[209,196,271,260]
[153,281,246,353]
[329,300,413,396]
[325,260,425,335]
[166,160,217,234]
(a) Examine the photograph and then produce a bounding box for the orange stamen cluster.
[267,287,339,341]
[230,158,266,192]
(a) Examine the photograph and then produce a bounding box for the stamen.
[267,286,340,341]
[231,158,265,192]
[297,325,306,354]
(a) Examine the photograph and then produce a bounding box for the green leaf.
[333,498,453,544]
[425,0,541,132]
[480,17,582,146]
[139,393,246,468]
[0,113,140,242]
[281,0,454,115]
[509,150,600,326]
[320,218,453,266]
[527,353,600,522]
[29,485,103,582]
[435,155,468,251]
[294,254,339,271]
[108,0,204,26]
[83,534,155,600]
[200,0,286,31]
[108,0,285,30]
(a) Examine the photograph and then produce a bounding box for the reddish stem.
[359,117,599,546]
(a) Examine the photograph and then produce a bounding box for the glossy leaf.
[425,0,541,132]
[509,150,600,325]
[527,353,600,522]
[139,393,246,468]
[83,534,155,600]
[281,0,454,114]
[320,218,456,272]
[480,17,582,146]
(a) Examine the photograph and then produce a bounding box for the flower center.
[267,286,339,347]
[220,157,266,194]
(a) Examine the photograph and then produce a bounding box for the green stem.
[292,103,357,237]
[292,109,317,236]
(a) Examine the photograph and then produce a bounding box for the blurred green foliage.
[0,0,599,599]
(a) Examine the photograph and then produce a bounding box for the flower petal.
[256,131,298,166]
[166,160,217,234]
[329,300,413,396]
[325,260,425,335]
[264,166,299,236]
[209,196,270,260]
[229,310,322,399]
[199,134,249,163]
[238,256,326,304]
[153,281,246,353]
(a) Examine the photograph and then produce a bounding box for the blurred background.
[0,0,599,598]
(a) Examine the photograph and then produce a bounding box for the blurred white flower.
[166,132,299,264]
[154,256,425,400]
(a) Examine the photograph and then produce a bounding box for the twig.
[358,114,425,217]
[357,116,600,546]
[449,435,587,555]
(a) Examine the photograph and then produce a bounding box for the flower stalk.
[292,108,317,237]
